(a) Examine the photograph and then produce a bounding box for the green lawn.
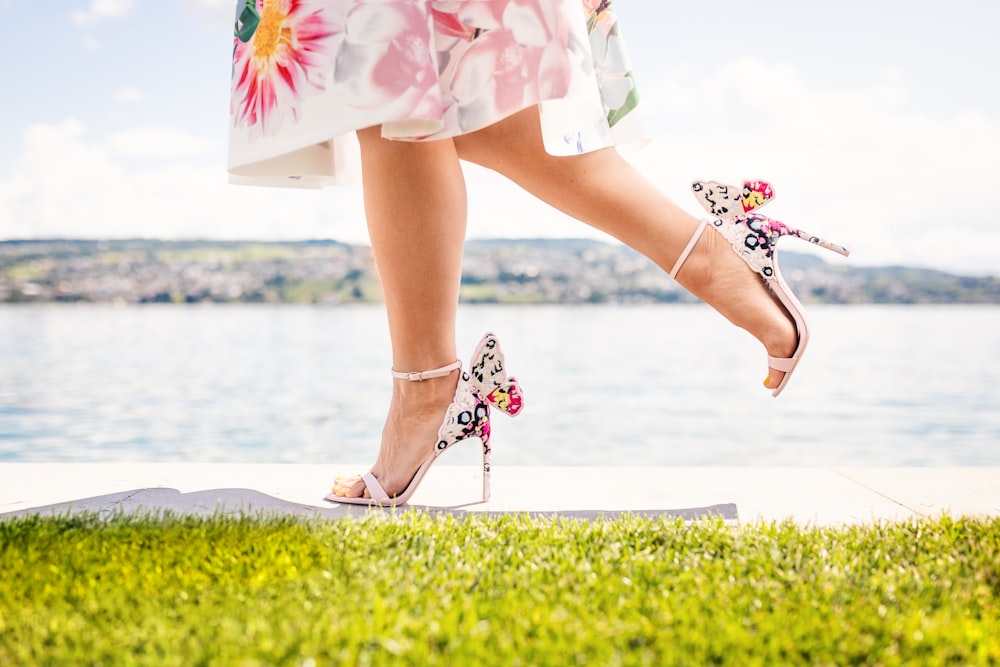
[1,513,997,665]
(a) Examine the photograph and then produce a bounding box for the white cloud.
[0,119,368,242]
[72,0,133,25]
[625,57,1000,274]
[113,87,142,104]
[181,0,234,26]
[108,126,217,159]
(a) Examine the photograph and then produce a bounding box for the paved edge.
[0,464,997,525]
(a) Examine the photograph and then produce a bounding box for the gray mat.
[1,487,738,522]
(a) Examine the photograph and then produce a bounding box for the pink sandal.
[671,180,850,397]
[325,332,523,506]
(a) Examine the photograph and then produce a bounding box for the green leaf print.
[235,0,260,43]
[606,71,639,127]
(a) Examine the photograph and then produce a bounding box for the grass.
[1,513,998,666]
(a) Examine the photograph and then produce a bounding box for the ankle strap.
[391,360,461,381]
[669,219,709,279]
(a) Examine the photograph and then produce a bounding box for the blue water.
[1,304,998,466]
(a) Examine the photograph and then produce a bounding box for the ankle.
[390,345,459,375]
[671,231,723,298]
[392,369,460,405]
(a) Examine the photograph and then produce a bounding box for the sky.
[1,0,998,275]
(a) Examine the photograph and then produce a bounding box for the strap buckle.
[391,360,462,382]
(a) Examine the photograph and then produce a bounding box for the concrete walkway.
[1,464,998,525]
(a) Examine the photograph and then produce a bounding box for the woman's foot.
[673,221,798,390]
[329,370,460,499]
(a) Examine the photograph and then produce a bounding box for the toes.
[329,474,376,499]
[352,478,369,499]
[763,370,786,390]
[330,474,364,498]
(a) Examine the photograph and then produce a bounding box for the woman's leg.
[454,106,796,389]
[330,126,467,499]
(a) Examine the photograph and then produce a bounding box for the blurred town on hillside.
[1,239,997,305]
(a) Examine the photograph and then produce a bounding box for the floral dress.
[228,0,647,187]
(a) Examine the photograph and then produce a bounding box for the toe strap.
[767,355,798,372]
[361,472,391,504]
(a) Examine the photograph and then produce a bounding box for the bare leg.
[330,126,467,499]
[455,107,796,388]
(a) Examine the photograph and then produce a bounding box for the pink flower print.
[231,0,338,139]
[449,0,573,127]
[451,0,508,32]
[337,2,440,118]
[432,9,475,40]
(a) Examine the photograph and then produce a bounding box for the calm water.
[1,304,998,466]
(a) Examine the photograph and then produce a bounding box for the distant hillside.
[1,239,997,304]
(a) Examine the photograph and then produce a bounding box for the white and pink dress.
[227,0,647,188]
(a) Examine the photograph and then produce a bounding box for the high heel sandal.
[325,332,524,506]
[670,180,850,397]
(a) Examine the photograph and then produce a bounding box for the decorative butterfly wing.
[691,180,775,222]
[468,332,524,417]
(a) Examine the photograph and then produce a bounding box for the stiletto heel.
[325,332,523,506]
[674,180,850,397]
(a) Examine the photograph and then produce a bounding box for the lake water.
[1,304,998,466]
